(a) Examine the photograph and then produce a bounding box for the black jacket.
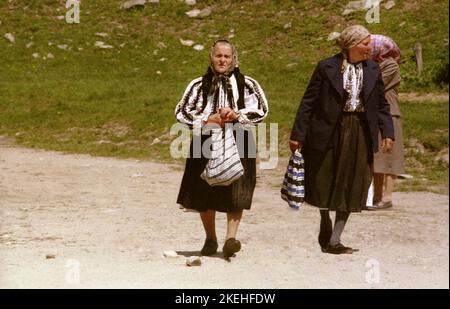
[290,53,394,153]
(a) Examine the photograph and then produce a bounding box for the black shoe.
[223,238,241,258]
[324,243,356,254]
[200,239,218,256]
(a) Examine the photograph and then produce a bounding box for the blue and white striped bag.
[280,149,305,209]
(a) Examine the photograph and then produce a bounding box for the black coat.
[290,54,394,154]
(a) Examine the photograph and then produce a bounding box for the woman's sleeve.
[376,70,395,140]
[236,77,269,124]
[174,77,209,128]
[289,62,323,142]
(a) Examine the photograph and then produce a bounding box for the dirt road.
[0,139,448,288]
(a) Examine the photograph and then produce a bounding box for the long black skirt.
[177,128,256,213]
[303,112,373,213]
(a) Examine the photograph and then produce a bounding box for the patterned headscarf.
[336,25,371,73]
[370,34,401,64]
[207,40,239,96]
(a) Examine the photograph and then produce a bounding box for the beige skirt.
[373,116,405,175]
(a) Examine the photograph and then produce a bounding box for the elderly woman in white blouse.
[175,40,268,259]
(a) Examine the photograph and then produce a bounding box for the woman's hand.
[206,113,224,127]
[219,107,239,123]
[289,140,303,153]
[381,138,394,153]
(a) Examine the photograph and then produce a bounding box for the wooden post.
[414,43,423,75]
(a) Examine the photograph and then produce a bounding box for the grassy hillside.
[0,0,448,191]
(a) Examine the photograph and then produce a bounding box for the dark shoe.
[324,243,355,254]
[367,201,393,211]
[200,239,218,256]
[223,238,241,258]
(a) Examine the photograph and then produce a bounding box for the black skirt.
[303,112,373,213]
[177,127,256,213]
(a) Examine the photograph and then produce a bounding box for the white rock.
[47,53,55,59]
[94,41,113,49]
[185,9,200,18]
[399,21,406,27]
[284,22,292,29]
[32,52,40,59]
[26,42,34,48]
[56,15,65,20]
[163,250,179,258]
[180,39,195,47]
[120,0,146,10]
[57,44,68,50]
[48,42,54,46]
[228,33,235,39]
[78,47,83,51]
[4,33,15,43]
[156,42,167,49]
[148,0,159,3]
[384,0,395,10]
[186,256,201,266]
[95,32,108,38]
[131,172,144,178]
[327,32,341,41]
[397,174,414,179]
[156,71,162,75]
[286,63,298,68]
[159,57,166,62]
[198,8,212,18]
[185,0,196,5]
[193,44,204,51]
[151,137,161,145]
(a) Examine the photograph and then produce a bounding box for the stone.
[130,172,144,178]
[283,22,292,29]
[120,0,146,10]
[56,15,65,20]
[193,44,204,51]
[384,0,395,10]
[151,137,161,145]
[180,39,195,47]
[46,254,56,259]
[286,63,298,68]
[434,148,449,164]
[198,8,212,18]
[32,53,40,59]
[163,250,179,258]
[4,33,15,43]
[148,0,159,3]
[57,44,68,50]
[185,8,200,18]
[26,42,34,48]
[185,0,196,5]
[47,53,55,59]
[156,42,167,49]
[95,32,108,38]
[94,41,113,49]
[407,138,425,154]
[327,32,340,41]
[186,256,201,266]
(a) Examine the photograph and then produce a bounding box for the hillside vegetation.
[0,0,448,192]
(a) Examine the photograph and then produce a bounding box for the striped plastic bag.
[280,149,305,209]
[201,127,244,186]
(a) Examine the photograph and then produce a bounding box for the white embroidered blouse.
[175,74,269,128]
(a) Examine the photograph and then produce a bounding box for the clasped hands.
[206,107,239,127]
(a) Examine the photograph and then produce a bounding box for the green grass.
[0,0,448,191]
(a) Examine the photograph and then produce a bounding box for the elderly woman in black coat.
[289,25,394,254]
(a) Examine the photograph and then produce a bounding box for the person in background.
[289,25,394,254]
[367,34,405,210]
